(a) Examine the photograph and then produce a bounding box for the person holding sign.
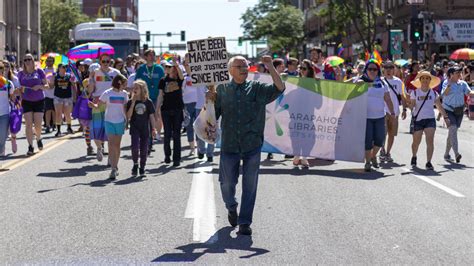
[156,57,184,167]
[207,55,285,236]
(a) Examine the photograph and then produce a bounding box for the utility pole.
[411,5,418,60]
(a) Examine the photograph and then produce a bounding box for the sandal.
[292,158,301,166]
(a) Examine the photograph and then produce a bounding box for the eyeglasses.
[232,65,248,69]
[101,60,110,64]
[367,68,378,72]
[24,58,33,62]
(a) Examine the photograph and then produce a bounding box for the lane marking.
[402,167,465,198]
[0,133,80,175]
[184,160,218,243]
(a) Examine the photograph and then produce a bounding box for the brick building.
[74,0,138,24]
[296,0,474,61]
[1,0,41,64]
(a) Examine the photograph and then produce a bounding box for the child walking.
[90,74,129,179]
[126,80,157,176]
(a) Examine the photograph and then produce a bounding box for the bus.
[69,18,140,59]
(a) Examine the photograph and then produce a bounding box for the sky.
[138,0,264,56]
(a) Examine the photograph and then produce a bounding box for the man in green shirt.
[209,55,285,235]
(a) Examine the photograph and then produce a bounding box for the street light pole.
[386,13,393,61]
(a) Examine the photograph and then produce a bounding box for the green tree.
[241,0,304,55]
[41,0,90,54]
[317,0,383,53]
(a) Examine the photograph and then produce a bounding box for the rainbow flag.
[68,61,82,83]
[371,50,383,65]
[162,53,174,61]
[337,44,344,57]
[0,77,8,88]
[365,51,370,61]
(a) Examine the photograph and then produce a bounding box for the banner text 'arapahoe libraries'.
[187,37,230,86]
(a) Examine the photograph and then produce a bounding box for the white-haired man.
[208,55,285,235]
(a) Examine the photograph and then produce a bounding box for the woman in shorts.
[17,54,49,155]
[409,71,449,170]
[53,64,76,136]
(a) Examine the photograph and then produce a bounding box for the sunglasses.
[367,68,378,72]
[300,67,308,70]
[101,60,111,64]
[24,58,33,62]
[0,67,4,70]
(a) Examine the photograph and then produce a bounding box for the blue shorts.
[414,118,436,132]
[104,121,125,136]
[365,118,385,150]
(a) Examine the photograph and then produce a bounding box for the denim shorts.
[365,118,385,150]
[413,118,436,132]
[54,97,73,106]
[104,121,125,135]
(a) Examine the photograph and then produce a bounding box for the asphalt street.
[1,115,473,264]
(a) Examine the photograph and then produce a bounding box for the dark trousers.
[131,132,148,167]
[162,109,183,163]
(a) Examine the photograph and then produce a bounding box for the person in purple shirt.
[17,53,49,155]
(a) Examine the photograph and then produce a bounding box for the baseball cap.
[161,60,173,67]
[383,61,395,67]
[447,66,462,75]
[83,58,93,66]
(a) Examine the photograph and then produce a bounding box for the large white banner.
[249,73,369,162]
[434,20,474,43]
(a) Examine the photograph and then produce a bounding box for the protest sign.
[248,73,369,162]
[187,37,230,86]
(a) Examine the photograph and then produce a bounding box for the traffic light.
[238,37,243,46]
[146,31,150,42]
[411,18,424,42]
[143,43,148,51]
[181,31,185,42]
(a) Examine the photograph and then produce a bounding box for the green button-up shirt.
[215,79,283,154]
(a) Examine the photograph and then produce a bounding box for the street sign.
[250,40,267,45]
[168,43,187,50]
[406,0,424,5]
[257,48,269,57]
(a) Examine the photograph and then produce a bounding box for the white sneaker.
[97,148,103,162]
[301,159,310,168]
[109,168,118,180]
